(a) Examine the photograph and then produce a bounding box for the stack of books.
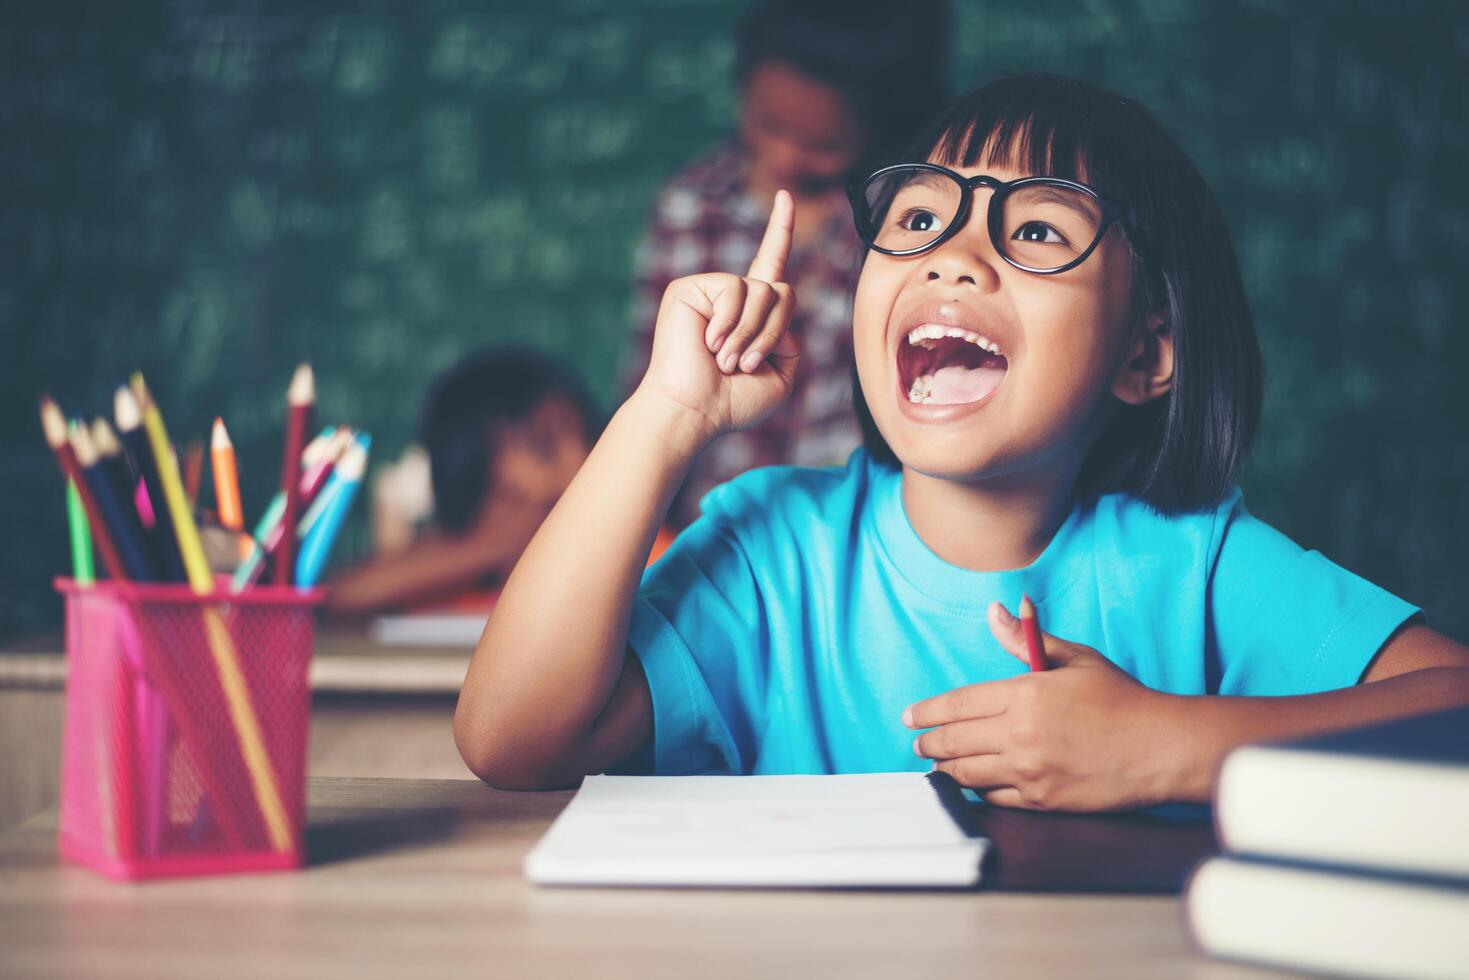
[1186,705,1469,979]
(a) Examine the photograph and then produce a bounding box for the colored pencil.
[47,409,139,859]
[90,419,133,506]
[40,397,128,581]
[231,427,348,592]
[295,428,356,529]
[70,422,155,581]
[129,375,214,589]
[275,364,314,586]
[183,440,205,510]
[211,417,248,559]
[65,474,94,585]
[131,372,293,852]
[92,418,160,580]
[244,425,337,544]
[1019,594,1047,672]
[95,419,168,858]
[295,434,370,587]
[115,385,185,581]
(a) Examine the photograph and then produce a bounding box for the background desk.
[0,777,1295,979]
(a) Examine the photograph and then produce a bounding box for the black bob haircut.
[420,347,600,534]
[852,73,1263,515]
[734,0,952,162]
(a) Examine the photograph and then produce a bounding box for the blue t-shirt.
[626,449,1419,776]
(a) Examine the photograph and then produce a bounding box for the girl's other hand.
[634,190,801,454]
[903,602,1188,812]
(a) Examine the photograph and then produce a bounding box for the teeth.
[905,324,1002,355]
[908,375,932,403]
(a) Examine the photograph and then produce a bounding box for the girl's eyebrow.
[902,171,957,190]
[1020,185,1103,221]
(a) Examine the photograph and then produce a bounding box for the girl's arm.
[454,193,800,789]
[1160,622,1469,803]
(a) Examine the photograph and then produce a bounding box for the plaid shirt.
[625,142,865,526]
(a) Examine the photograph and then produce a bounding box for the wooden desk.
[0,777,1293,979]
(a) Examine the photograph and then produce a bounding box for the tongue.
[924,363,1006,405]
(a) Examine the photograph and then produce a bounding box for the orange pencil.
[211,418,247,558]
[275,365,314,586]
[1019,594,1047,672]
[40,397,128,581]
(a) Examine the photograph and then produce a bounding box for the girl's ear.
[1110,309,1173,406]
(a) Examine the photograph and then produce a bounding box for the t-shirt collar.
[866,455,1089,613]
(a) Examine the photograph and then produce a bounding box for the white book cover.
[1187,857,1469,980]
[525,772,988,889]
[1215,706,1469,880]
[369,612,489,647]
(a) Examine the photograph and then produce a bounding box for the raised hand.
[635,190,801,451]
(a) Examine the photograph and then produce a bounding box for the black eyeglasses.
[847,163,1141,275]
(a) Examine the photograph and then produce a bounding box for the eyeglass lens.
[860,168,1105,270]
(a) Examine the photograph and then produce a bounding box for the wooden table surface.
[0,777,1295,980]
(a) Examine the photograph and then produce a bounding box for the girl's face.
[852,155,1147,488]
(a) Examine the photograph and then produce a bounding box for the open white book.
[524,772,988,889]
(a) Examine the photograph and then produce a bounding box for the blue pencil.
[294,434,370,588]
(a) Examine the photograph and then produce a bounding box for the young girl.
[456,74,1469,810]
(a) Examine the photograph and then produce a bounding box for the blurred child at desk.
[326,347,674,616]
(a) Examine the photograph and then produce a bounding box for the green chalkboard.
[2,0,1466,644]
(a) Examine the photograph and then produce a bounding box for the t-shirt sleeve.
[1208,499,1421,696]
[624,492,769,775]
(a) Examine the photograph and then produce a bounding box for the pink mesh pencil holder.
[55,577,322,880]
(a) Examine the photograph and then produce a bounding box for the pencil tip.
[113,385,141,430]
[92,418,120,455]
[39,396,67,446]
[288,363,315,405]
[69,420,98,466]
[1019,594,1036,618]
[212,417,232,449]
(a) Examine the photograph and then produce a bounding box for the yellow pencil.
[130,373,293,852]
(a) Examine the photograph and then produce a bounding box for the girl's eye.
[895,208,944,234]
[1012,221,1067,245]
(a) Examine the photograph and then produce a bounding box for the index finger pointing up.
[746,189,794,283]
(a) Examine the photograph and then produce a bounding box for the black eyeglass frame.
[847,163,1144,275]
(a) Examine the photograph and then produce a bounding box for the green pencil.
[66,476,95,586]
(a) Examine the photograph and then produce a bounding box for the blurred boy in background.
[624,0,952,525]
[328,348,672,615]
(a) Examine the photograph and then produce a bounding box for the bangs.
[931,115,1088,184]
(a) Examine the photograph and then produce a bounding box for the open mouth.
[897,325,1009,406]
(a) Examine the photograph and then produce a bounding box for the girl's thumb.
[987,601,1031,664]
[987,600,1085,668]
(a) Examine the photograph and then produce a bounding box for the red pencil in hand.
[1019,594,1047,672]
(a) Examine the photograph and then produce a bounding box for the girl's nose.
[914,223,1003,292]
